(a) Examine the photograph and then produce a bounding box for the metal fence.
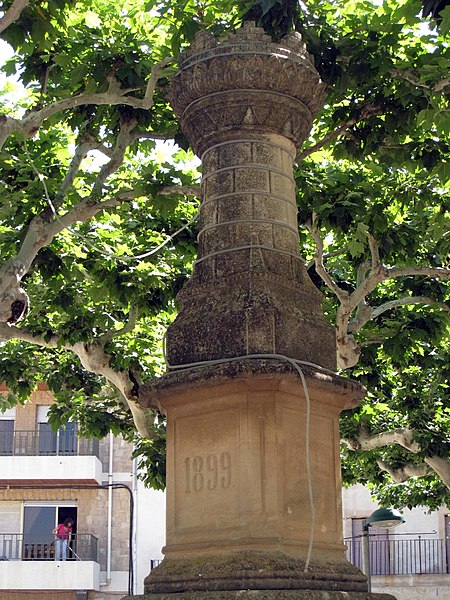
[0,533,98,562]
[346,537,450,575]
[0,429,99,457]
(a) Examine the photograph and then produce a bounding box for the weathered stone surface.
[166,274,335,369]
[142,552,368,595]
[164,22,336,370]
[139,372,367,596]
[124,592,395,600]
[170,23,326,155]
[140,360,364,412]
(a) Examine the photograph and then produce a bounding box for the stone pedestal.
[127,592,395,600]
[123,364,396,600]
[125,22,396,600]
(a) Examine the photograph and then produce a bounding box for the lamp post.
[361,508,405,593]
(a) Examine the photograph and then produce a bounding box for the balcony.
[0,532,98,561]
[346,536,450,575]
[0,429,102,485]
[0,533,100,590]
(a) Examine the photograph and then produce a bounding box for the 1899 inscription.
[185,452,231,493]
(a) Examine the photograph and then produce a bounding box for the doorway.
[23,504,77,560]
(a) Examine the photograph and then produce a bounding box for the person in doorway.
[52,518,73,561]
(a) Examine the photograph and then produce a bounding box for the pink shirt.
[55,524,72,540]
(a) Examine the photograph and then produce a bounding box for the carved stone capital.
[169,22,326,156]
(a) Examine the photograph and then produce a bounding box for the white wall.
[0,455,103,484]
[372,574,450,600]
[342,484,447,539]
[0,560,100,590]
[135,482,165,594]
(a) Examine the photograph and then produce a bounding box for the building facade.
[0,384,165,599]
[1,385,449,599]
[343,485,450,600]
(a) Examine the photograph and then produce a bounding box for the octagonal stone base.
[131,363,396,600]
[142,552,368,594]
[124,593,395,600]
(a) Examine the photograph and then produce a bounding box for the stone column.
[125,23,396,600]
[164,23,335,371]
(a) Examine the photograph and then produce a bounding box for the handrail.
[0,429,99,458]
[346,537,450,576]
[0,533,99,562]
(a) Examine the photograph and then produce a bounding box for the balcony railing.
[149,559,162,571]
[346,536,450,575]
[0,533,98,562]
[0,429,99,457]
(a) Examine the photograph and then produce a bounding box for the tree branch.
[342,425,450,489]
[99,306,138,343]
[72,340,153,438]
[0,111,149,326]
[297,104,383,161]
[54,135,102,208]
[304,217,364,369]
[388,265,450,279]
[143,55,172,105]
[359,337,388,347]
[390,69,450,93]
[425,456,450,490]
[0,322,154,439]
[133,131,174,142]
[304,216,348,302]
[348,235,387,309]
[0,0,29,33]
[306,247,347,270]
[0,57,172,150]
[306,223,450,369]
[159,185,201,196]
[434,77,450,92]
[342,427,450,490]
[349,295,449,335]
[376,460,430,483]
[90,116,138,199]
[371,296,450,320]
[17,189,136,268]
[342,427,421,453]
[0,187,138,324]
[0,322,60,348]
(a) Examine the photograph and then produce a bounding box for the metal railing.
[149,559,162,571]
[346,537,450,575]
[0,429,99,457]
[0,533,98,562]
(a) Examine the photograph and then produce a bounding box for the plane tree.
[0,0,448,504]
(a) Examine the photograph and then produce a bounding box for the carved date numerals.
[185,452,231,493]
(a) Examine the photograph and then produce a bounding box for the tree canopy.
[0,0,449,508]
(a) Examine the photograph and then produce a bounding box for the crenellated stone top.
[178,21,314,69]
[169,22,327,156]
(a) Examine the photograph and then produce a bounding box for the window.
[0,420,14,455]
[36,406,77,455]
[0,407,15,455]
[23,504,77,560]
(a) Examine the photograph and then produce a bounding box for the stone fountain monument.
[125,22,396,600]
